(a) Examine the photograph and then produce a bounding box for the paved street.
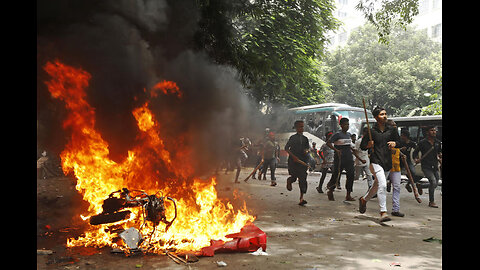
[37,167,442,269]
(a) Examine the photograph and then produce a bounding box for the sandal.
[298,200,308,206]
[286,176,293,191]
[358,197,367,214]
[380,212,391,222]
[327,190,335,201]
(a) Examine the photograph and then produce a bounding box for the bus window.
[436,126,442,141]
[408,126,419,142]
[329,115,338,133]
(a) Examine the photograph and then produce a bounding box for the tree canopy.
[194,0,341,108]
[324,23,441,116]
[356,0,420,44]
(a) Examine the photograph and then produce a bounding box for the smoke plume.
[37,0,266,175]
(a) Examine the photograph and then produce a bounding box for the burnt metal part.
[89,210,131,225]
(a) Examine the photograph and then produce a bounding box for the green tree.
[195,0,340,108]
[419,76,442,115]
[356,0,420,44]
[324,23,441,116]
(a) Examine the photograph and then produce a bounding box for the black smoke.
[37,0,265,175]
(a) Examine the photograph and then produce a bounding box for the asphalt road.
[37,167,442,269]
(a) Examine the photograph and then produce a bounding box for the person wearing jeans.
[413,125,442,208]
[388,148,403,217]
[260,132,280,186]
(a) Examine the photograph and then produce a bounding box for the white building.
[327,0,442,50]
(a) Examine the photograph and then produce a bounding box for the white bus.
[276,103,373,167]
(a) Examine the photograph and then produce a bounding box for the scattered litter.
[46,256,77,265]
[37,249,54,255]
[119,227,143,249]
[394,254,400,256]
[423,237,442,244]
[250,247,269,256]
[216,261,227,267]
[135,264,142,268]
[371,259,382,263]
[390,262,401,267]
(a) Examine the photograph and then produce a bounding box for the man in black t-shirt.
[285,120,310,206]
[325,118,358,202]
[413,126,442,208]
[359,107,401,222]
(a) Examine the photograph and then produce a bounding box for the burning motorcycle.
[89,188,177,250]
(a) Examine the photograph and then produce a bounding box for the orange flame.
[43,60,255,253]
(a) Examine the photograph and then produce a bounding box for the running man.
[285,120,310,206]
[358,107,401,222]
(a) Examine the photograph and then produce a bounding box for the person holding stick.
[358,106,401,222]
[398,129,423,194]
[285,120,310,206]
[412,125,442,208]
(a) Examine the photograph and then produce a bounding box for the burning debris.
[88,187,178,253]
[89,188,177,231]
[42,59,262,259]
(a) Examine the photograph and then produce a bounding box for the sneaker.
[391,211,405,217]
[428,202,438,208]
[286,177,293,191]
[405,183,412,193]
[316,186,323,193]
[270,181,277,187]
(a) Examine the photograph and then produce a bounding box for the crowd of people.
[226,106,442,222]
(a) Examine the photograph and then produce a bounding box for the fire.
[43,60,255,253]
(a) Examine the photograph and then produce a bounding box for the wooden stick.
[415,145,435,164]
[361,98,380,203]
[287,151,312,170]
[166,251,187,264]
[244,160,264,182]
[400,152,422,203]
[362,98,373,151]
